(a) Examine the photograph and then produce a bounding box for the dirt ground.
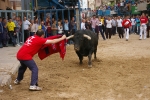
[1,34,150,100]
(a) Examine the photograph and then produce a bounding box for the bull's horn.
[66,35,74,40]
[83,34,91,40]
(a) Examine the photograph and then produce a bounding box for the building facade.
[88,0,102,10]
[0,0,11,10]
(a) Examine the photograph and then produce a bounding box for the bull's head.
[67,34,91,51]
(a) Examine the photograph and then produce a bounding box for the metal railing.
[0,10,34,43]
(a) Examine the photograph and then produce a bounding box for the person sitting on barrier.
[14,29,66,91]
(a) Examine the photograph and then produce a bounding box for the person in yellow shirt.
[6,18,16,47]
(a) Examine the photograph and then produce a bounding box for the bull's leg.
[76,52,83,64]
[79,56,83,64]
[94,48,97,59]
[88,54,92,67]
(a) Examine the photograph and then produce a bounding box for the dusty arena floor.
[1,34,150,100]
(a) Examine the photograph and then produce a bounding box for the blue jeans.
[17,59,38,86]
[99,26,106,40]
[131,25,136,33]
[92,28,95,33]
[137,26,140,35]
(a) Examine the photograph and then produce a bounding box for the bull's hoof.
[88,65,92,68]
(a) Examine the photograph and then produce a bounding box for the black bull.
[67,29,98,67]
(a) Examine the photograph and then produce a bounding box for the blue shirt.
[135,19,140,27]
[64,23,69,30]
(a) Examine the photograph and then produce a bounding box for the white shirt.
[120,2,124,6]
[23,20,31,30]
[81,22,86,30]
[58,25,63,34]
[117,19,123,27]
[131,18,136,25]
[98,21,103,26]
[106,20,112,28]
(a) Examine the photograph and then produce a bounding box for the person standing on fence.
[6,18,16,47]
[23,16,31,42]
[0,17,3,48]
[139,13,148,40]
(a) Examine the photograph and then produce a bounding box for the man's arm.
[45,35,66,44]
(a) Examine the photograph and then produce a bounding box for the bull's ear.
[83,34,91,40]
[66,35,74,40]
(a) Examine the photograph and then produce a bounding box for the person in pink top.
[139,13,148,40]
[90,15,99,33]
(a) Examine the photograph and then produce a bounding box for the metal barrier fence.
[0,9,81,43]
[0,10,34,43]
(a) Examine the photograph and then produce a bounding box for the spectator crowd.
[0,11,150,48]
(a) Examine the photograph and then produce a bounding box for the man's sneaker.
[29,85,42,91]
[14,79,20,85]
[17,44,20,46]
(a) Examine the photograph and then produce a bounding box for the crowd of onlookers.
[0,12,150,48]
[98,0,150,11]
[0,15,77,48]
[81,13,150,41]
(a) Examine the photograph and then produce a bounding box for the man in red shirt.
[14,29,66,91]
[139,13,148,40]
[122,15,131,41]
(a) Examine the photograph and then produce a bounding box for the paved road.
[0,46,20,88]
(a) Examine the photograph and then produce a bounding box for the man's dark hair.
[36,29,44,36]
